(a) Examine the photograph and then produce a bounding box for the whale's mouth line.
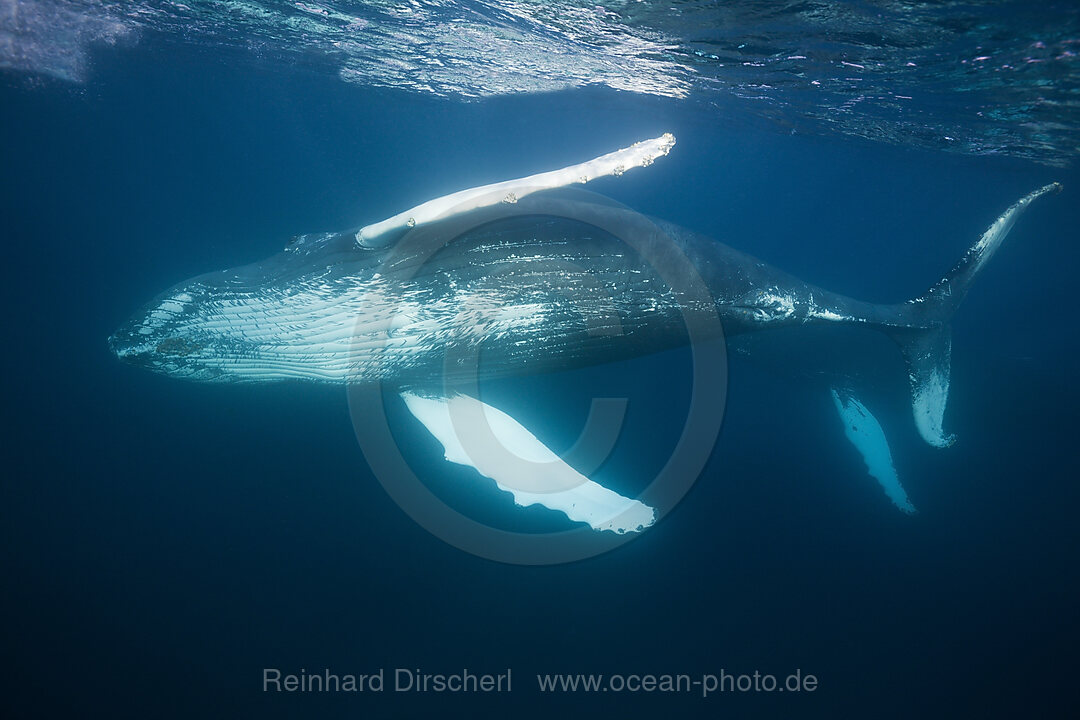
[108,333,152,366]
[108,331,132,360]
[109,326,170,368]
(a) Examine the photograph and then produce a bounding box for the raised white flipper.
[357,133,676,247]
[401,392,656,533]
[831,388,916,514]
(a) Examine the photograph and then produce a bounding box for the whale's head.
[110,191,697,386]
[108,230,389,382]
[108,281,223,380]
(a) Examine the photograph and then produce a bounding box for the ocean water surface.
[2,2,1078,717]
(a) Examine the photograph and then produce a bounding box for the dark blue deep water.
[3,5,1079,718]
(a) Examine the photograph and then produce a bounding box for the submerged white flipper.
[401,392,656,533]
[357,133,676,247]
[831,388,916,514]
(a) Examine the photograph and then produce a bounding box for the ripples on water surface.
[2,1,1077,164]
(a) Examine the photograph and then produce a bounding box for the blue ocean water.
[2,3,1079,717]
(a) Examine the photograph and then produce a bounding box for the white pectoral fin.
[831,388,916,514]
[401,392,656,534]
[357,133,676,247]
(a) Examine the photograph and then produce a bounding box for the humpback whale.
[109,135,1059,536]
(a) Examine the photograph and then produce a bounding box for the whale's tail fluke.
[912,182,1061,322]
[885,323,956,447]
[885,182,1061,447]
